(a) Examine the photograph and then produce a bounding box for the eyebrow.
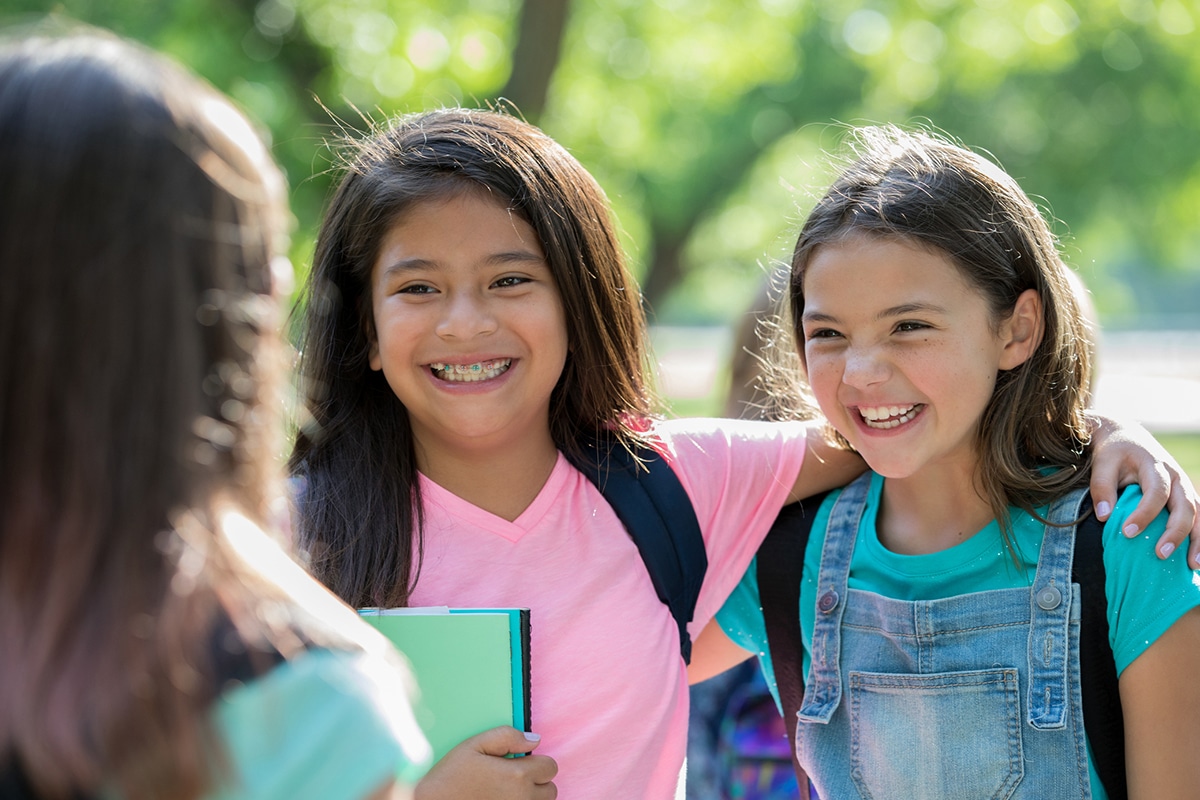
[802,301,949,324]
[378,250,546,279]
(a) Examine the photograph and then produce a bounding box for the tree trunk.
[499,0,572,121]
[641,231,687,318]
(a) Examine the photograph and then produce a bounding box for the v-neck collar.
[418,452,571,542]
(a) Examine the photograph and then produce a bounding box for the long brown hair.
[0,31,314,799]
[788,125,1093,534]
[290,108,657,609]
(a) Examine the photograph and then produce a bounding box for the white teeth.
[429,359,512,382]
[859,404,921,429]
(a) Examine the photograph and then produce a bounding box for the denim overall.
[796,474,1093,799]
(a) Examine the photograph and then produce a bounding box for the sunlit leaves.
[26,0,1200,323]
[300,0,513,108]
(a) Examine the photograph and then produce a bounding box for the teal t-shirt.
[207,648,432,800]
[716,473,1200,800]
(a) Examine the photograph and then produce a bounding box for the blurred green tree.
[6,0,1198,323]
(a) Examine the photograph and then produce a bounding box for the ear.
[368,337,381,371]
[998,288,1043,370]
[366,317,382,371]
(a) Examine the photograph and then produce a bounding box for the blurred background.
[5,0,1198,481]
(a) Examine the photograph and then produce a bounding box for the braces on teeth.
[429,359,511,381]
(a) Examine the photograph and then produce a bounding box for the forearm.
[788,425,866,503]
[689,619,754,684]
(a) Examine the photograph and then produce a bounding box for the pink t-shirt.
[408,418,808,799]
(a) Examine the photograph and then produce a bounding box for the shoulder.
[651,417,812,459]
[210,648,431,799]
[1099,485,1200,675]
[646,417,811,523]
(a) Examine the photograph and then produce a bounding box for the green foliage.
[7,0,1200,325]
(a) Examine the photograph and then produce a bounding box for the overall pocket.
[847,668,1023,800]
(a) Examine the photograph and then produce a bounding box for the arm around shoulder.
[1088,411,1200,566]
[788,425,865,504]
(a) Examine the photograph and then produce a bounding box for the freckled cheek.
[805,357,844,409]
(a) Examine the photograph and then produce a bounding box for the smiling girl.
[706,125,1200,799]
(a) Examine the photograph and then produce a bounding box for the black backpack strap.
[0,757,59,800]
[758,493,829,797]
[208,610,289,689]
[564,432,707,664]
[1072,495,1127,800]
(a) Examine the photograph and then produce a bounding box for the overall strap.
[564,432,707,664]
[1071,494,1127,800]
[1027,487,1086,729]
[798,472,871,723]
[758,491,831,798]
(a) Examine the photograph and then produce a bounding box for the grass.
[1158,433,1200,488]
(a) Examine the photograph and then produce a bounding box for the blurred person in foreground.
[0,27,430,800]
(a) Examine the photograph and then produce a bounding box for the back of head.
[291,108,654,606]
[789,125,1093,512]
[0,29,289,798]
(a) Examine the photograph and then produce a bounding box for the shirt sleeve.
[714,559,783,711]
[1103,485,1200,676]
[207,648,432,800]
[658,418,811,633]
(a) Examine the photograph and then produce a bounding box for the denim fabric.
[796,474,1093,799]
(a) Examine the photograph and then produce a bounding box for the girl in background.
[290,109,1197,800]
[0,30,430,800]
[705,125,1200,799]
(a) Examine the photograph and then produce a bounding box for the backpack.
[757,490,1126,800]
[713,663,801,799]
[563,432,708,664]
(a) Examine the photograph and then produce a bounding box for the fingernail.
[523,732,541,742]
[1123,523,1140,538]
[1159,542,1175,558]
[1095,501,1111,518]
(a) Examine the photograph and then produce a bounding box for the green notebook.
[359,607,531,762]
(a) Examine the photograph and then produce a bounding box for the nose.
[841,343,890,389]
[436,289,498,339]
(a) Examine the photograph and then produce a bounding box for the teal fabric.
[716,474,1200,799]
[207,648,430,800]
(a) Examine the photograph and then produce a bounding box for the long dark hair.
[789,125,1093,533]
[290,108,656,608]
[0,31,306,800]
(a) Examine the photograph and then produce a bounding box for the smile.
[428,359,512,382]
[858,403,924,429]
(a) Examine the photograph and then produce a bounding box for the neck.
[876,463,996,555]
[415,432,560,522]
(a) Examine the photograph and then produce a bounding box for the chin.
[857,455,918,479]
